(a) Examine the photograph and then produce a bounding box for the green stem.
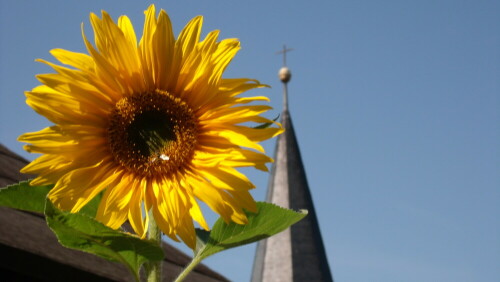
[144,210,162,282]
[174,256,202,282]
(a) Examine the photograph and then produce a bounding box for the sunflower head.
[19,5,282,248]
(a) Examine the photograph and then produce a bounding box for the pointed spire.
[251,46,334,282]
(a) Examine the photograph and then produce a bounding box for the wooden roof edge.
[0,143,29,163]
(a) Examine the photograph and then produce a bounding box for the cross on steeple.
[276,45,293,66]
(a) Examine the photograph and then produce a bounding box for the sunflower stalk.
[174,256,202,282]
[145,210,162,282]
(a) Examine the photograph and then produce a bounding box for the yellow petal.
[49,162,117,212]
[128,179,147,238]
[198,166,255,191]
[176,16,203,58]
[175,213,196,249]
[96,173,135,229]
[207,38,240,87]
[201,128,265,152]
[138,4,158,88]
[118,15,138,51]
[50,49,95,72]
[152,10,175,89]
[202,105,272,122]
[187,174,233,222]
[81,23,125,99]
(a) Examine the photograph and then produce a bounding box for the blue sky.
[1,1,498,281]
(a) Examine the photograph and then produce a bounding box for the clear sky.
[1,1,498,281]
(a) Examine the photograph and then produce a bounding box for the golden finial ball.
[278,67,291,83]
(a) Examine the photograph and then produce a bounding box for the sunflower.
[19,5,282,248]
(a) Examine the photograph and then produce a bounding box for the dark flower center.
[128,110,176,157]
[108,90,198,177]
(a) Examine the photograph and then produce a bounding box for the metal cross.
[276,45,293,66]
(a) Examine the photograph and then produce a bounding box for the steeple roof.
[251,51,333,281]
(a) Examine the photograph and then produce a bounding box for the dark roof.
[251,90,333,281]
[0,143,228,282]
[0,144,35,187]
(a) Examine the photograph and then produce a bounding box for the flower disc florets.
[108,90,197,178]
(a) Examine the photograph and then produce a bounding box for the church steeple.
[251,46,333,282]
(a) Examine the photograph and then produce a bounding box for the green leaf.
[176,202,306,282]
[0,180,101,217]
[0,180,52,213]
[44,199,164,281]
[194,202,307,260]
